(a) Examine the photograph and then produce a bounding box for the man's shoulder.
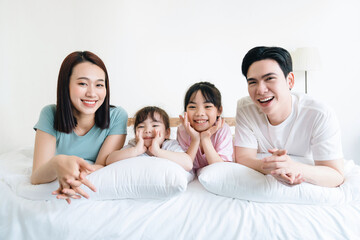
[294,92,333,115]
[237,96,256,109]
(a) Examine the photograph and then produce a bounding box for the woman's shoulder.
[39,104,56,118]
[109,106,128,119]
[41,104,56,112]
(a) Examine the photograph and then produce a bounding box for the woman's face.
[69,61,106,118]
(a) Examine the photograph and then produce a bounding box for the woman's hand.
[51,155,96,204]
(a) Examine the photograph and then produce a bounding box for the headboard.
[127,117,236,127]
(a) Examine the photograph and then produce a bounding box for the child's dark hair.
[134,106,170,134]
[184,82,222,111]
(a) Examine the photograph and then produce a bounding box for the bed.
[1,118,360,240]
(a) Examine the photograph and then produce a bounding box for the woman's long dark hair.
[54,51,110,133]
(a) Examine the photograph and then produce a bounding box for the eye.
[205,105,214,109]
[153,124,160,128]
[266,76,275,81]
[137,126,144,129]
[96,83,105,87]
[247,81,256,85]
[78,82,87,86]
[187,105,196,109]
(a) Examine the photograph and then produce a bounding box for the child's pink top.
[177,123,233,170]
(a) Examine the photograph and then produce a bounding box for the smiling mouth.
[258,96,274,103]
[194,120,208,124]
[82,100,97,104]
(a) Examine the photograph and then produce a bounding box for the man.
[234,46,344,187]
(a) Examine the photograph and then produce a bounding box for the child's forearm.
[186,139,200,162]
[155,149,193,171]
[106,148,142,165]
[201,137,223,164]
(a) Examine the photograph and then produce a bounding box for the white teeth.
[259,97,273,103]
[83,101,96,104]
[195,120,207,123]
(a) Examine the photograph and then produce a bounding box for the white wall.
[1,0,360,163]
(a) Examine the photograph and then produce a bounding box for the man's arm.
[234,146,271,175]
[301,159,344,187]
[263,149,344,187]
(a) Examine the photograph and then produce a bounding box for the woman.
[31,51,128,203]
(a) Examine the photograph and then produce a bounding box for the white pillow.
[198,160,360,205]
[17,156,194,200]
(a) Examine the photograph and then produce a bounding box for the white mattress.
[1,149,360,240]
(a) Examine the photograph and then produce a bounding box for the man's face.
[246,59,294,125]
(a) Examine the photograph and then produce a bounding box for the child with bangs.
[177,82,233,172]
[106,106,193,171]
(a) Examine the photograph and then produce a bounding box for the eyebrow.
[77,77,105,82]
[188,100,213,104]
[247,72,277,82]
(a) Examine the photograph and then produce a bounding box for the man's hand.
[262,149,304,186]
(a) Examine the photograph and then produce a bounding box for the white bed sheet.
[1,149,360,240]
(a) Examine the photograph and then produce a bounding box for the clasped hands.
[52,155,96,204]
[262,149,305,186]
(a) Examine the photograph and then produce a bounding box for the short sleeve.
[109,106,128,135]
[162,139,185,153]
[311,108,343,160]
[234,99,258,149]
[213,124,233,162]
[33,105,57,137]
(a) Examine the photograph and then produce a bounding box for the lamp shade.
[291,47,321,71]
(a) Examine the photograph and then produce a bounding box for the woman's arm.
[31,130,58,184]
[95,134,127,166]
[53,133,128,202]
[32,130,96,202]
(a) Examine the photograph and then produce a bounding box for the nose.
[144,126,152,134]
[256,81,268,95]
[85,85,96,97]
[195,106,205,116]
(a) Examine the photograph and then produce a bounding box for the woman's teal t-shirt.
[34,104,128,162]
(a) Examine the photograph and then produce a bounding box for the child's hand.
[200,116,224,140]
[135,129,147,154]
[179,112,200,141]
[148,130,162,156]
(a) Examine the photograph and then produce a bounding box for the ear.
[287,72,295,90]
[165,128,171,139]
[218,106,223,116]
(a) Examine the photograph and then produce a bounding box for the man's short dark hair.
[241,46,293,78]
